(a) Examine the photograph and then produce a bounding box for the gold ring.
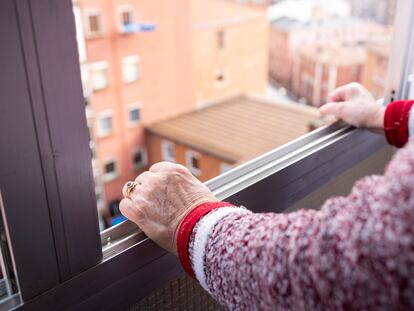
[126,181,139,197]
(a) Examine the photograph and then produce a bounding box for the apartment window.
[128,103,141,125]
[118,6,135,33]
[132,148,148,170]
[85,9,103,37]
[122,56,140,83]
[186,150,201,176]
[90,61,109,91]
[161,140,176,162]
[214,68,228,85]
[97,111,113,137]
[103,159,118,182]
[217,30,226,49]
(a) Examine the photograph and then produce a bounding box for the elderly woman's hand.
[319,82,385,131]
[120,162,218,255]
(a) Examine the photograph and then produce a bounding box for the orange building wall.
[147,133,231,182]
[192,17,269,103]
[79,0,194,204]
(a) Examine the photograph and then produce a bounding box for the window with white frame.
[122,56,140,83]
[132,147,148,170]
[97,111,113,137]
[128,103,141,125]
[161,140,176,162]
[85,9,103,37]
[186,150,201,176]
[103,159,118,182]
[118,6,135,33]
[90,61,109,91]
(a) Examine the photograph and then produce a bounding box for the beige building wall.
[191,6,269,103]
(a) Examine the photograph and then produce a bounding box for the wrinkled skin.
[120,83,385,256]
[120,162,217,255]
[320,82,385,131]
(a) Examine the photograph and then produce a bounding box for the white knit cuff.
[409,105,414,138]
[192,206,250,293]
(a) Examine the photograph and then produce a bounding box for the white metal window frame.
[102,158,119,183]
[132,147,148,171]
[128,102,142,126]
[185,150,201,176]
[90,61,109,91]
[83,8,103,37]
[96,110,113,137]
[122,55,140,84]
[161,140,176,162]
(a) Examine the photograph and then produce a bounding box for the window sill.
[101,122,387,256]
[86,32,105,40]
[21,123,387,311]
[96,132,113,139]
[103,173,119,183]
[92,87,109,93]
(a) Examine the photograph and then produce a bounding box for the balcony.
[120,22,157,35]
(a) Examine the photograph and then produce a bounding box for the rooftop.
[147,95,324,163]
[192,0,264,28]
[271,16,371,31]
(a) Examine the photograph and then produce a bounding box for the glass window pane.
[73,0,397,230]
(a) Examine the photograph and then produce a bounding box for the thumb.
[319,102,345,118]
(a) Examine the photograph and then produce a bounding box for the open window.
[103,159,119,182]
[186,150,201,176]
[118,5,136,34]
[1,0,414,309]
[132,147,148,171]
[84,9,103,37]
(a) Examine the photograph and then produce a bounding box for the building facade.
[146,95,327,182]
[293,45,366,106]
[347,0,397,25]
[269,17,386,94]
[76,0,194,227]
[191,0,269,103]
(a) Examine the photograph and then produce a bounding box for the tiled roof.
[146,95,323,163]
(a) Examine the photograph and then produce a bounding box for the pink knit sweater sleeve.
[188,138,414,311]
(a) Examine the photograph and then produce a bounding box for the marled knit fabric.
[189,137,414,311]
